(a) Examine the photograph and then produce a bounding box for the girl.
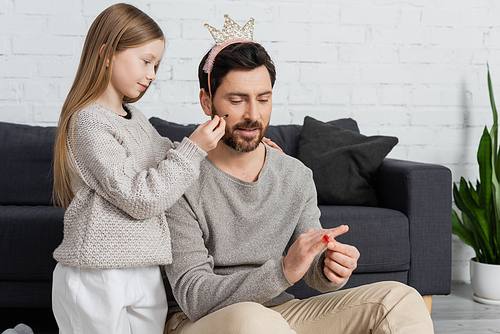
[51,4,225,334]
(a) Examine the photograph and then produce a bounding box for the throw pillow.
[297,116,398,206]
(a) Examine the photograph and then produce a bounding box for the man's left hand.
[323,227,360,285]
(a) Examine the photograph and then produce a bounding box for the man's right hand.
[283,226,349,284]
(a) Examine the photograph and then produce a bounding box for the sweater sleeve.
[68,111,206,220]
[148,116,184,162]
[164,196,293,322]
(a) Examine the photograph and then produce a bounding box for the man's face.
[211,66,273,152]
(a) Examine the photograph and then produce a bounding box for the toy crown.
[203,15,256,97]
[204,14,254,46]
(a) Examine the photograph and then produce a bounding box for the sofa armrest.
[376,158,452,296]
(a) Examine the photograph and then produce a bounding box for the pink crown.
[204,14,254,46]
[203,15,255,75]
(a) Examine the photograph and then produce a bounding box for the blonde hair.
[53,3,164,207]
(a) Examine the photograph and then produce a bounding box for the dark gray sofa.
[0,117,452,314]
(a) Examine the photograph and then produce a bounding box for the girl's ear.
[199,89,212,117]
[99,44,110,67]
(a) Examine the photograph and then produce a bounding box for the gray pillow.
[298,116,398,206]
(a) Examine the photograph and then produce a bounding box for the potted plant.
[452,67,500,305]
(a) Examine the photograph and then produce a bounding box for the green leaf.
[455,179,485,219]
[454,179,494,261]
[477,129,495,261]
[461,208,474,231]
[488,67,500,263]
[492,180,500,263]
[478,127,493,215]
[468,180,480,205]
[490,161,500,263]
[488,65,498,166]
[452,209,477,251]
[463,212,487,263]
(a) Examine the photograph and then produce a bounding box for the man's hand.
[283,226,349,284]
[323,226,360,285]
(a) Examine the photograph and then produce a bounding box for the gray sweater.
[163,144,342,322]
[53,103,206,268]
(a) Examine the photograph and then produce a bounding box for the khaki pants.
[165,281,434,334]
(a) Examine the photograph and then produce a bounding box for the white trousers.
[52,263,167,334]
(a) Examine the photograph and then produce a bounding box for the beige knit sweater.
[53,103,206,268]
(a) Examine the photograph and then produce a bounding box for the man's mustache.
[231,120,263,131]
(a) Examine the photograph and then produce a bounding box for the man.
[162,41,434,333]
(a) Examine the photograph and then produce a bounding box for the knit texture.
[163,145,343,322]
[53,103,206,268]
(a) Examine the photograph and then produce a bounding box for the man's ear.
[199,88,212,117]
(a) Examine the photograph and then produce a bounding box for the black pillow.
[265,118,359,158]
[298,116,398,206]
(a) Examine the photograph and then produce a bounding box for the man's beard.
[213,108,268,153]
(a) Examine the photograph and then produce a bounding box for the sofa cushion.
[0,205,64,280]
[319,205,410,273]
[298,116,398,206]
[286,205,410,299]
[0,122,56,206]
[149,116,360,158]
[0,281,54,308]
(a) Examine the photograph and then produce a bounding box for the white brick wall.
[3,0,500,282]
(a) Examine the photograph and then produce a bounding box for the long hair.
[53,3,164,207]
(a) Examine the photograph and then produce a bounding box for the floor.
[432,283,500,333]
[1,283,499,333]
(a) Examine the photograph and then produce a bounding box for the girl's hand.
[189,116,226,153]
[262,137,284,153]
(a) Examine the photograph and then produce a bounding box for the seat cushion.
[0,281,54,308]
[0,206,64,280]
[319,205,410,274]
[286,205,410,299]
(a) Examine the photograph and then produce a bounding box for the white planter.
[470,258,500,305]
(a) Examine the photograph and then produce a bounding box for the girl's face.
[108,39,165,100]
